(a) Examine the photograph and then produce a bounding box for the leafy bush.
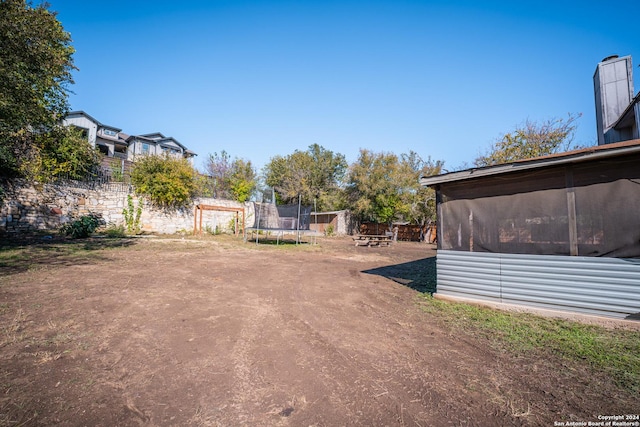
[325,224,335,236]
[122,194,142,234]
[130,155,197,209]
[103,223,126,238]
[61,214,102,238]
[17,126,102,182]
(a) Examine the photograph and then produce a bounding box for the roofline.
[311,210,347,215]
[126,135,155,142]
[612,91,640,130]
[420,139,640,186]
[158,137,187,150]
[66,110,100,124]
[139,132,166,139]
[65,111,121,132]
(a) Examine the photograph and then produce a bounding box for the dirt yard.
[0,235,638,426]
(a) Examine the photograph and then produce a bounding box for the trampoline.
[246,196,322,245]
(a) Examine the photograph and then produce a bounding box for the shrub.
[61,214,102,239]
[122,194,142,234]
[103,223,126,238]
[325,224,335,236]
[130,155,197,209]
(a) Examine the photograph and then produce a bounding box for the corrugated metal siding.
[436,250,640,319]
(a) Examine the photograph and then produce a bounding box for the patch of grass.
[102,223,127,238]
[1,307,26,347]
[0,237,136,276]
[419,295,640,393]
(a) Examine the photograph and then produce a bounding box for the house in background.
[62,111,128,158]
[127,132,197,161]
[62,111,197,163]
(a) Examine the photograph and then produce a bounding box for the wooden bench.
[352,234,392,247]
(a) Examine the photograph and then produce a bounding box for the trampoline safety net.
[252,202,313,231]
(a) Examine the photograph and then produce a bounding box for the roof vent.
[601,55,619,62]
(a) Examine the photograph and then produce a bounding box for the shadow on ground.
[0,236,137,276]
[362,256,437,294]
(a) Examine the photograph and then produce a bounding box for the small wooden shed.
[420,140,640,319]
[309,210,352,235]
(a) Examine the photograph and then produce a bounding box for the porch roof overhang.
[420,139,640,187]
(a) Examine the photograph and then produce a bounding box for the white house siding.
[62,115,98,146]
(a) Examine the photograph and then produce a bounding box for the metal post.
[193,205,198,235]
[255,200,262,245]
[297,194,302,244]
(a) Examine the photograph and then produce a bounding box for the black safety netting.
[252,202,313,230]
[437,156,640,258]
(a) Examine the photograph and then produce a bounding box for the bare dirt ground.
[0,235,638,426]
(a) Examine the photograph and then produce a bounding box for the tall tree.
[228,158,257,203]
[263,144,347,210]
[24,126,101,181]
[203,151,257,202]
[398,151,443,225]
[346,150,402,225]
[0,0,76,175]
[475,113,581,167]
[346,149,444,226]
[204,151,233,198]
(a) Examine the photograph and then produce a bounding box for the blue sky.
[51,0,640,172]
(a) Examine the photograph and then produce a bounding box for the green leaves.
[122,195,142,234]
[61,214,101,239]
[475,113,581,167]
[346,149,443,225]
[30,126,101,181]
[0,0,76,175]
[130,155,197,209]
[204,151,257,202]
[263,144,347,211]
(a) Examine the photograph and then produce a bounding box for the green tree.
[346,150,402,225]
[475,113,581,167]
[203,151,257,202]
[0,0,76,175]
[24,126,101,181]
[263,144,347,210]
[346,149,444,226]
[228,158,256,202]
[131,155,197,209]
[397,151,443,225]
[204,151,232,198]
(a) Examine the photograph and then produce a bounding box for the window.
[142,143,150,155]
[104,129,117,136]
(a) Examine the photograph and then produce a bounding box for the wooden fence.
[359,222,436,243]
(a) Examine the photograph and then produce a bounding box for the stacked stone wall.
[0,179,254,235]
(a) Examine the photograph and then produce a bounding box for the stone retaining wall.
[0,179,254,235]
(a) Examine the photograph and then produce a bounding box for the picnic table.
[352,234,393,247]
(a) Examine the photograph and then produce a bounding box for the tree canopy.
[202,151,257,202]
[24,126,101,181]
[0,0,77,176]
[474,113,581,167]
[346,149,443,225]
[263,144,347,210]
[131,155,198,209]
